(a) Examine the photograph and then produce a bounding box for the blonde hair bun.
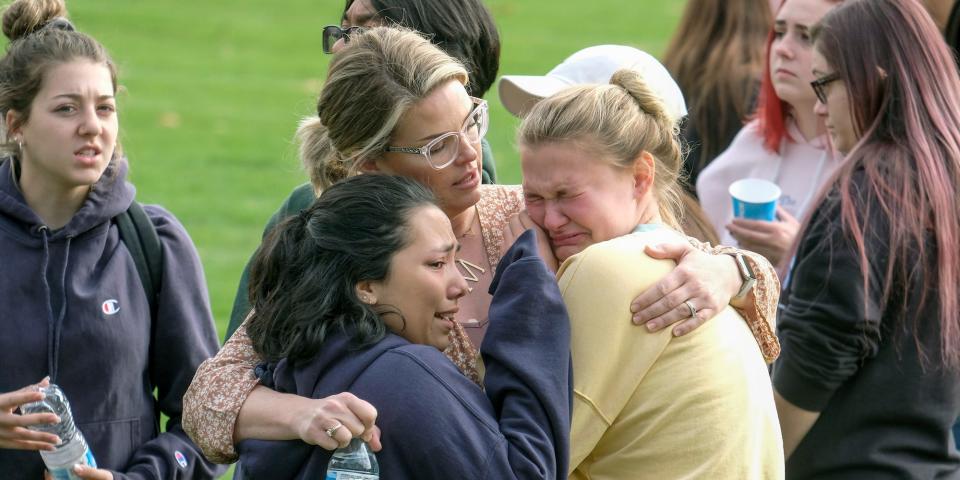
[609,69,674,127]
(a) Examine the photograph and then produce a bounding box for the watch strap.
[726,252,757,300]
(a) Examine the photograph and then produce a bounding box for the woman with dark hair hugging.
[236,174,571,479]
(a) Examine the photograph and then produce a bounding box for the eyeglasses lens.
[428,103,489,169]
[321,26,342,54]
[426,135,460,169]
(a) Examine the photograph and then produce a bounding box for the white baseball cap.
[498,45,687,122]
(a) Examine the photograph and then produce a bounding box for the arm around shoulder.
[689,237,781,362]
[182,321,262,464]
[481,231,573,478]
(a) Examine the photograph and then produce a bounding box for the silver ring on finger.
[324,421,343,438]
[683,300,698,320]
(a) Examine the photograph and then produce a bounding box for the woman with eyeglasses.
[320,0,499,185]
[182,26,781,465]
[222,0,502,342]
[696,0,843,267]
[771,0,960,476]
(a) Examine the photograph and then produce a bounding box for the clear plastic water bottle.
[21,384,97,480]
[325,438,380,480]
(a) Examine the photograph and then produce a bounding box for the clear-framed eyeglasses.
[322,25,364,54]
[383,97,489,170]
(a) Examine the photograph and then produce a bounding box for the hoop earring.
[15,137,23,153]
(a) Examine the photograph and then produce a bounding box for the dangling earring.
[15,136,23,153]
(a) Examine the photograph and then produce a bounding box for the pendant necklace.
[456,206,485,292]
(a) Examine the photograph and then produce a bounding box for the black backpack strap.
[114,201,163,318]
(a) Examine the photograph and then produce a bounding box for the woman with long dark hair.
[772,0,960,476]
[226,0,503,340]
[237,174,570,479]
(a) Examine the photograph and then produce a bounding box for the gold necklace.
[455,206,484,293]
[456,258,485,282]
[457,206,480,238]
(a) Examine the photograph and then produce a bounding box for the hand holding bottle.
[22,384,98,480]
[236,387,382,452]
[294,392,382,451]
[0,377,60,451]
[44,465,113,480]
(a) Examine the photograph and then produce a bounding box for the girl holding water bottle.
[0,1,222,478]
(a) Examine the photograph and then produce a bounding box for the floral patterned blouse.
[181,184,780,463]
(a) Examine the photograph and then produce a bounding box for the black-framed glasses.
[383,98,489,170]
[322,25,363,54]
[811,73,841,104]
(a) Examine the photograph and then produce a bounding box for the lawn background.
[3,0,684,476]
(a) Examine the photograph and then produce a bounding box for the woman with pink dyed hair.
[772,0,960,477]
[696,0,844,267]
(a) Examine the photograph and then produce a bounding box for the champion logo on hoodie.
[101,299,120,315]
[175,451,188,468]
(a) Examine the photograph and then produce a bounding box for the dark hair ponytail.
[246,174,436,363]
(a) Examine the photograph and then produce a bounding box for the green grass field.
[24,0,684,339]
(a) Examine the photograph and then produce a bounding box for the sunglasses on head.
[322,25,364,54]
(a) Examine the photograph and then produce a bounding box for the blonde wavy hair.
[517,69,685,228]
[297,27,468,193]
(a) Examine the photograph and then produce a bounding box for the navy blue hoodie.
[0,159,224,479]
[238,230,572,479]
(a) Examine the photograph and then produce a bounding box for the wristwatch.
[725,252,756,301]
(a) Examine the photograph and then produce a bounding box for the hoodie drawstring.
[38,227,73,383]
[51,236,72,383]
[38,227,55,381]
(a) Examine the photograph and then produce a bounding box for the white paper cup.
[729,178,781,221]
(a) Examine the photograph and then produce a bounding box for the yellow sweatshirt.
[559,228,784,480]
